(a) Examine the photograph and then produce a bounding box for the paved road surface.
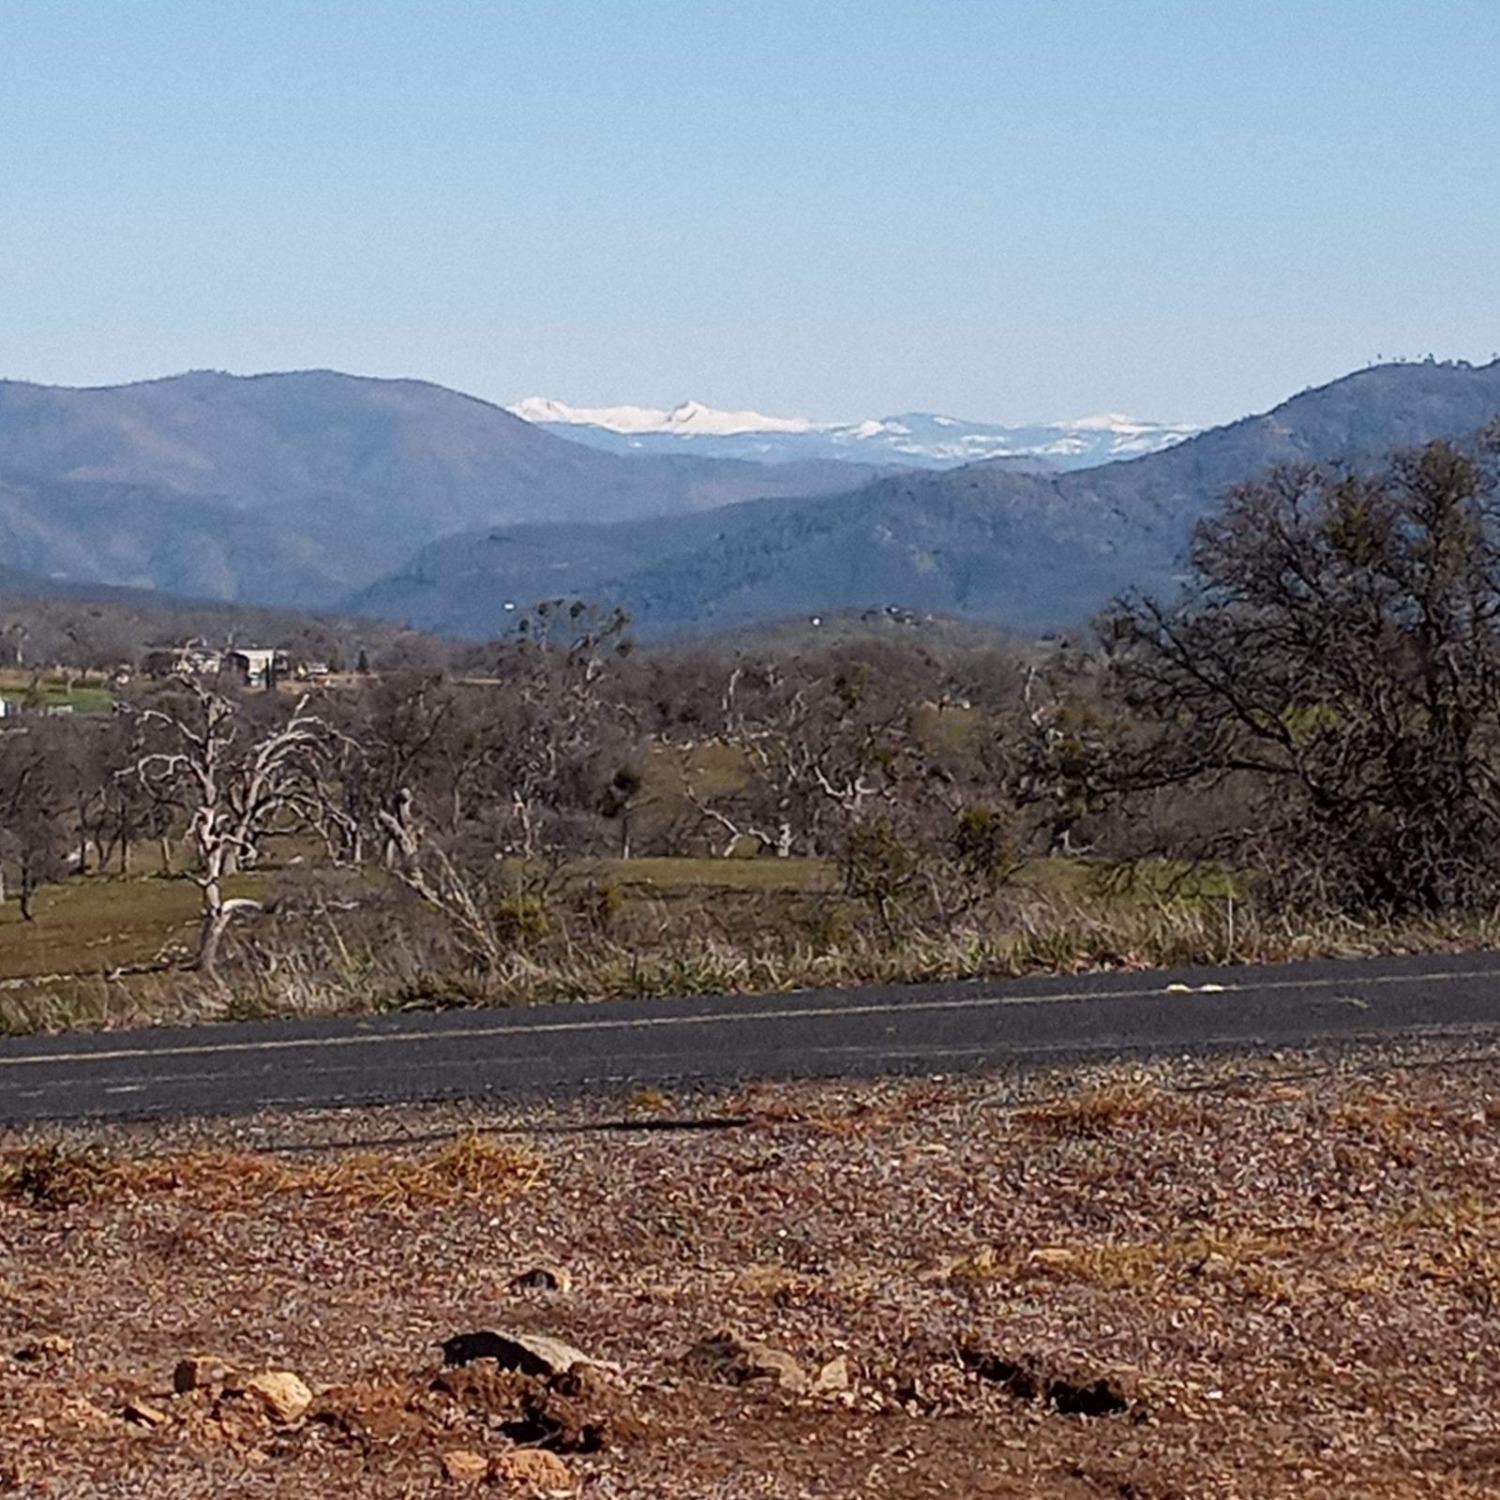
[3,951,1500,1125]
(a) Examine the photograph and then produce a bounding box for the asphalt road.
[3,950,1500,1125]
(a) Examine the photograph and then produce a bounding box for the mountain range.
[509,396,1198,470]
[0,371,880,606]
[358,360,1500,638]
[3,360,1499,643]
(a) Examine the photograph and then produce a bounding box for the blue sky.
[2,0,1498,425]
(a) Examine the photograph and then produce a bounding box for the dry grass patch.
[623,1086,674,1115]
[1386,1191,1500,1313]
[1330,1090,1454,1138]
[0,1132,541,1213]
[1025,1231,1300,1297]
[1012,1079,1199,1138]
[728,1080,951,1137]
[22,858,1500,1041]
[1393,1189,1495,1234]
[944,1228,1300,1300]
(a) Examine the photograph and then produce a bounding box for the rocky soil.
[2,1040,1499,1497]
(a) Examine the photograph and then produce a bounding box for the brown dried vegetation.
[0,1132,539,1213]
[2,1047,1499,1496]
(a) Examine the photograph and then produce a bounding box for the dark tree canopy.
[1104,438,1500,912]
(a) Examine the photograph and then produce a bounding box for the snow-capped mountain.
[510,396,816,438]
[509,396,1198,471]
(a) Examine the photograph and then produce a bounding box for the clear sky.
[2,0,1498,426]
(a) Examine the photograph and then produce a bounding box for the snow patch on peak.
[659,400,815,436]
[1059,412,1186,435]
[512,395,1199,471]
[510,395,815,437]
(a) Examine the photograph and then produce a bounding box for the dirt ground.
[2,1041,1499,1498]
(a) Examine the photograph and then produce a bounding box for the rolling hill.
[0,370,882,606]
[354,360,1500,638]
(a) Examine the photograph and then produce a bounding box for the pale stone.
[441,1329,600,1378]
[490,1448,576,1492]
[439,1449,490,1485]
[239,1370,312,1423]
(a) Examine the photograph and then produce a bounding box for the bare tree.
[0,730,66,920]
[682,650,928,858]
[129,677,333,973]
[374,785,507,974]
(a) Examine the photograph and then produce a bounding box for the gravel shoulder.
[3,1040,1499,1497]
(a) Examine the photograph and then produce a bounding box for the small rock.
[439,1449,490,1485]
[173,1354,232,1394]
[511,1265,573,1294]
[238,1370,313,1424]
[123,1399,169,1429]
[441,1329,601,1378]
[1047,1370,1132,1417]
[961,1346,1134,1418]
[813,1355,850,1394]
[13,1334,73,1363]
[682,1331,807,1393]
[490,1448,576,1493]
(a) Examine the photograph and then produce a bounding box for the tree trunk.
[193,875,263,976]
[195,904,231,975]
[194,870,225,974]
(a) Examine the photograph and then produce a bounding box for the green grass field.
[0,872,265,980]
[0,673,115,716]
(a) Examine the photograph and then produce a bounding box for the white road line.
[29,1014,1500,1098]
[1,964,1496,1072]
[7,1041,1010,1093]
[31,1023,1497,1117]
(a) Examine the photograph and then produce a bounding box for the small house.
[224,648,289,690]
[144,641,223,678]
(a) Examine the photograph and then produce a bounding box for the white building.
[225,648,287,689]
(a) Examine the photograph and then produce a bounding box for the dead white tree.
[375,786,505,973]
[130,677,331,975]
[683,664,893,858]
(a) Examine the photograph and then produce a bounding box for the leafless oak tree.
[129,677,334,973]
